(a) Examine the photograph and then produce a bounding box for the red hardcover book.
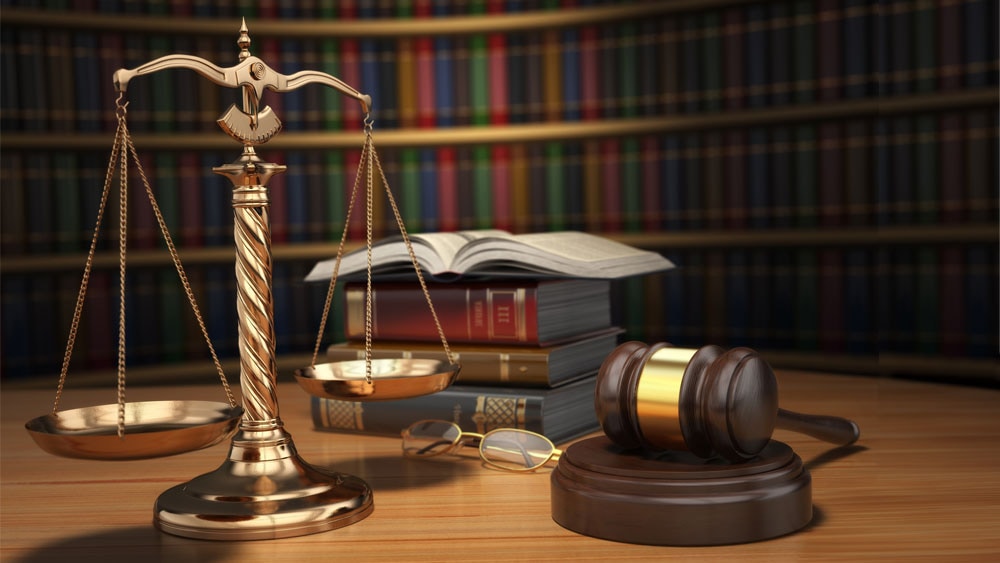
[343,279,611,346]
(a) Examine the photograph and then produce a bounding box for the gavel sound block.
[551,342,861,546]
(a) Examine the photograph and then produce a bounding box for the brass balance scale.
[23,22,460,541]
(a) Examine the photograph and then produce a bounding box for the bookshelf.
[1,1,997,385]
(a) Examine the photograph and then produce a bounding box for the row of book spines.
[0,261,342,379]
[619,244,999,360]
[5,1,998,133]
[2,108,996,256]
[3,242,995,379]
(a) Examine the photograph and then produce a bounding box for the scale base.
[154,425,373,541]
[551,436,811,546]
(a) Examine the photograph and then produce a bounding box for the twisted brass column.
[152,148,373,541]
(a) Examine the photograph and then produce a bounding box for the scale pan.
[295,358,460,401]
[25,401,242,461]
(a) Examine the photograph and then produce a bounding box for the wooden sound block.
[550,436,812,546]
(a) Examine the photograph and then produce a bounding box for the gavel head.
[595,342,779,462]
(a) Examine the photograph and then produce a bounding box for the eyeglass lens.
[480,429,554,471]
[403,420,462,457]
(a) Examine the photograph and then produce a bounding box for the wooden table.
[2,371,998,562]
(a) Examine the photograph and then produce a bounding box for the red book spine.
[487,0,510,231]
[641,136,660,231]
[579,23,599,120]
[437,147,459,231]
[178,152,203,247]
[344,282,540,344]
[414,0,435,129]
[600,138,621,231]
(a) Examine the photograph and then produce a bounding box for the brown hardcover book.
[326,328,623,388]
[344,279,611,345]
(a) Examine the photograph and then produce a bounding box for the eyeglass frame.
[401,419,563,472]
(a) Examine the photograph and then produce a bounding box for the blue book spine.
[2,276,32,377]
[201,152,228,246]
[284,152,308,243]
[745,4,767,108]
[962,0,991,87]
[770,126,793,229]
[725,250,750,346]
[748,128,770,229]
[844,249,873,355]
[564,141,584,231]
[768,2,791,106]
[662,251,686,345]
[771,249,795,349]
[683,133,702,230]
[662,135,683,230]
[965,245,995,357]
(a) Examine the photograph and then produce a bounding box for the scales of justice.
[24,22,460,541]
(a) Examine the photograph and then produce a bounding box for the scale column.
[216,149,285,427]
[152,149,374,541]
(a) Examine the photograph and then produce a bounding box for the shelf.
[2,89,995,152]
[2,1,761,37]
[1,224,994,274]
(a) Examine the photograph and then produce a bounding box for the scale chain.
[121,120,237,409]
[310,115,455,383]
[51,99,126,417]
[50,93,238,438]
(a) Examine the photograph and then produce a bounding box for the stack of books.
[305,230,673,445]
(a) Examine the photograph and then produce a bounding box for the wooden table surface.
[2,370,999,562]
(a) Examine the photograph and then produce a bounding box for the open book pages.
[304,230,675,282]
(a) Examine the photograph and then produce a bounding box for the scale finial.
[238,19,251,61]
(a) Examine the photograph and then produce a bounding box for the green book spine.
[793,124,818,228]
[792,0,816,104]
[700,12,721,113]
[53,153,80,253]
[795,249,819,351]
[154,152,180,249]
[621,137,641,232]
[159,268,185,363]
[400,148,422,231]
[545,142,565,231]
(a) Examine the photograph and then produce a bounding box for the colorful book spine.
[310,376,599,444]
[327,328,620,388]
[343,279,610,345]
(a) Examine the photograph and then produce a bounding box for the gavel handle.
[776,408,860,446]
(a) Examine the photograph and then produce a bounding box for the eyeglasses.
[401,419,562,472]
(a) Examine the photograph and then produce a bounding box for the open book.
[304,230,674,282]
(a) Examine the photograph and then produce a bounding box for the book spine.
[412,2,437,231]
[311,391,543,437]
[621,137,641,232]
[344,283,540,344]
[52,153,81,253]
[488,0,511,231]
[326,343,555,387]
[545,142,566,230]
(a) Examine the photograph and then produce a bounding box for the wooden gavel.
[596,342,860,462]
